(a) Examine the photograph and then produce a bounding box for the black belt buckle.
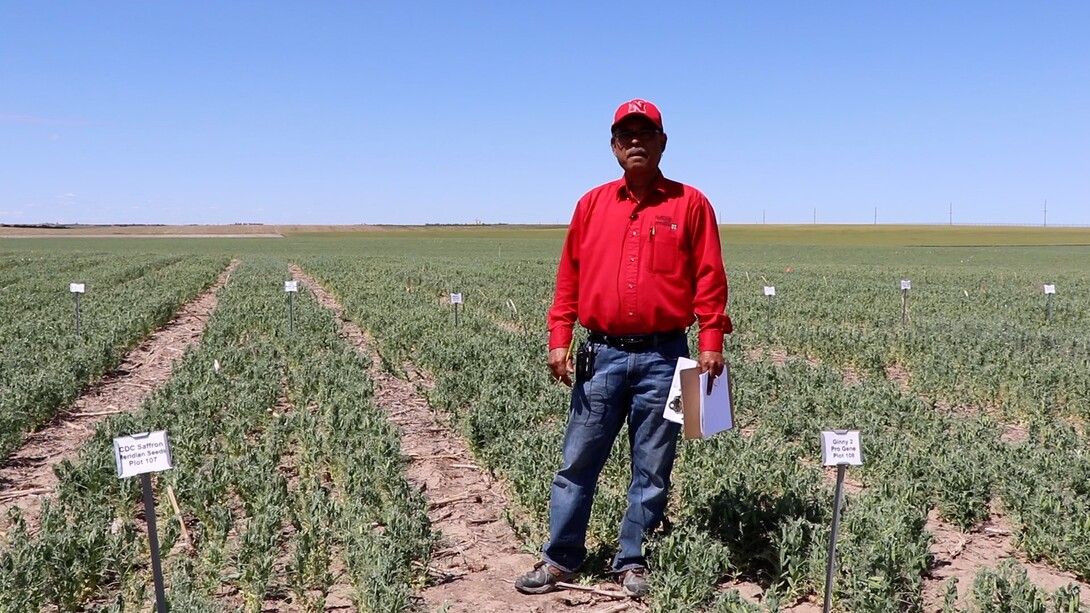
[614,335,652,351]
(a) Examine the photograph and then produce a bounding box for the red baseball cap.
[612,99,663,131]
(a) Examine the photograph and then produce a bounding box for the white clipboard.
[663,358,735,439]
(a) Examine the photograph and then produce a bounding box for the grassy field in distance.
[6,223,1090,247]
[287,224,1090,246]
[718,224,1090,246]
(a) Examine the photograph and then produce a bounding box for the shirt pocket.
[650,223,680,273]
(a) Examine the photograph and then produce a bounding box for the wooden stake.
[71,409,126,418]
[428,493,481,510]
[0,487,53,502]
[555,582,626,599]
[166,485,191,547]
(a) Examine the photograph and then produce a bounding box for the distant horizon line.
[5,222,1090,229]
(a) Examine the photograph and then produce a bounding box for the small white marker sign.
[450,292,463,304]
[1044,284,1056,295]
[900,280,911,290]
[284,281,298,293]
[764,286,776,296]
[821,430,863,466]
[70,283,86,293]
[113,431,173,478]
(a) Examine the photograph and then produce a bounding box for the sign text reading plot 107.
[113,431,173,478]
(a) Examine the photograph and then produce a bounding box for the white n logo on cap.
[628,100,647,113]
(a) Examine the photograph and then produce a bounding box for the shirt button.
[628,283,634,288]
[629,257,635,262]
[628,311,635,316]
[632,231,637,236]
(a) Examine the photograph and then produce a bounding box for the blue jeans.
[542,336,686,574]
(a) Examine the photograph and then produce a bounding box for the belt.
[587,329,685,352]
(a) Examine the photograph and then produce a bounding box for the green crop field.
[1,225,1089,612]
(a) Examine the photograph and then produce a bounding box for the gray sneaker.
[621,567,650,598]
[514,561,576,595]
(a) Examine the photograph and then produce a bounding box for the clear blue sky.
[2,2,1087,226]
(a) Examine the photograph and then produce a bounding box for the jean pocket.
[579,363,614,426]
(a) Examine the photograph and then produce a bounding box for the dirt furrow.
[922,509,1090,610]
[290,265,641,613]
[0,259,239,534]
[745,345,1090,609]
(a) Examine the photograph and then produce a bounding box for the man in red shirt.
[515,99,731,598]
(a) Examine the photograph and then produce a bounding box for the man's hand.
[698,350,724,377]
[549,347,574,387]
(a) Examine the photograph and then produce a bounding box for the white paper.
[70,283,85,293]
[1044,284,1056,295]
[113,431,173,478]
[900,280,911,290]
[764,286,776,296]
[820,430,863,466]
[450,292,463,304]
[284,281,298,292]
[663,357,698,424]
[699,371,734,437]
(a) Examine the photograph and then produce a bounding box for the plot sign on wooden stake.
[763,286,776,327]
[820,429,863,613]
[285,281,297,333]
[1044,284,1056,322]
[450,292,463,325]
[114,431,173,613]
[70,283,85,334]
[900,280,911,325]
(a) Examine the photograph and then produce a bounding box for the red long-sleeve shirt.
[548,174,732,353]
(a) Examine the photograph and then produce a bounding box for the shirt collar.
[616,172,668,201]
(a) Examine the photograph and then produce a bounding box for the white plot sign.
[70,283,86,293]
[900,280,911,290]
[764,286,776,296]
[1044,284,1056,295]
[450,292,463,304]
[821,430,863,466]
[113,431,174,478]
[284,281,298,293]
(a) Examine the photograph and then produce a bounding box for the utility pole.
[874,207,877,225]
[813,207,817,224]
[1043,199,1048,227]
[949,202,953,226]
[763,209,766,224]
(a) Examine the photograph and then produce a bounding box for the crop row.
[299,252,1088,612]
[0,258,432,612]
[0,254,229,459]
[725,262,1090,425]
